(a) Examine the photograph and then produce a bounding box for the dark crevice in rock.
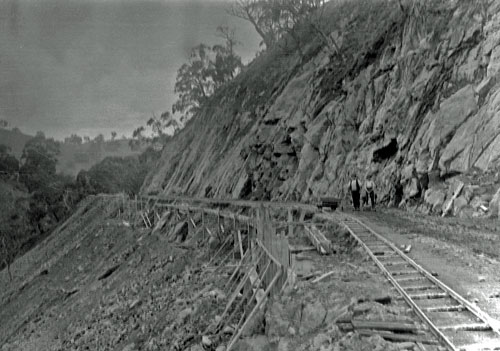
[373,138,398,163]
[441,171,462,180]
[98,264,120,281]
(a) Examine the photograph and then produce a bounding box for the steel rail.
[345,214,500,336]
[330,212,500,351]
[331,213,455,350]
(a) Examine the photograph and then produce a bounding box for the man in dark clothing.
[348,173,361,211]
[361,191,369,207]
[419,172,429,199]
[394,176,403,207]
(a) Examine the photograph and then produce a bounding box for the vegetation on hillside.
[0,134,162,279]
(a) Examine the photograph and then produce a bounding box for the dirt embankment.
[1,198,440,351]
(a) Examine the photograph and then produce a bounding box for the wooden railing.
[101,194,331,350]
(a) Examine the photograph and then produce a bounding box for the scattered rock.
[311,333,330,349]
[177,307,193,324]
[129,299,141,309]
[299,301,326,335]
[173,222,189,242]
[478,276,486,282]
[201,335,212,347]
[232,336,271,351]
[122,343,137,351]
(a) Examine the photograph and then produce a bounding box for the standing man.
[365,174,376,211]
[348,173,361,211]
[394,174,403,207]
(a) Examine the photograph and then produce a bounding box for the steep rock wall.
[142,1,500,211]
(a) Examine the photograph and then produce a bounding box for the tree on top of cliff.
[172,30,242,120]
[229,0,280,49]
[229,0,328,50]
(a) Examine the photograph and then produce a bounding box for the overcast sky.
[0,0,260,140]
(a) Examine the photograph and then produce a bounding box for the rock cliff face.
[142,1,500,217]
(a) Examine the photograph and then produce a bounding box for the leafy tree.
[0,119,8,129]
[147,111,180,139]
[0,144,19,177]
[83,136,91,143]
[19,134,60,192]
[111,131,117,140]
[76,156,148,197]
[0,191,29,282]
[229,0,281,49]
[0,218,21,281]
[94,134,105,144]
[172,33,242,119]
[64,134,83,145]
[129,126,146,150]
[229,0,337,54]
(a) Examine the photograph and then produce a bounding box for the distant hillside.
[0,129,147,176]
[0,129,32,159]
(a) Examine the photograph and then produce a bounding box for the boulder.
[470,196,488,210]
[232,336,271,351]
[311,333,330,349]
[277,338,292,351]
[242,307,265,336]
[299,301,326,335]
[304,115,329,149]
[265,302,292,339]
[458,207,476,219]
[408,177,420,198]
[172,222,188,242]
[424,188,446,213]
[273,143,295,156]
[453,195,469,216]
[122,344,137,351]
[401,164,414,182]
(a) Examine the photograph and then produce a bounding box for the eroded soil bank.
[1,198,444,351]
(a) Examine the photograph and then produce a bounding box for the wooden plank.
[442,182,464,217]
[357,330,438,344]
[311,270,336,283]
[227,269,282,351]
[237,230,244,259]
[351,320,421,332]
[289,245,316,253]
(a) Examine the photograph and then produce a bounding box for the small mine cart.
[316,197,341,211]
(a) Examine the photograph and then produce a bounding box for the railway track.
[328,212,500,351]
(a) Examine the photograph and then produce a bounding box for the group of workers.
[348,173,376,211]
[347,167,428,211]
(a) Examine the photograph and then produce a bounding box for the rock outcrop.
[141,1,500,217]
